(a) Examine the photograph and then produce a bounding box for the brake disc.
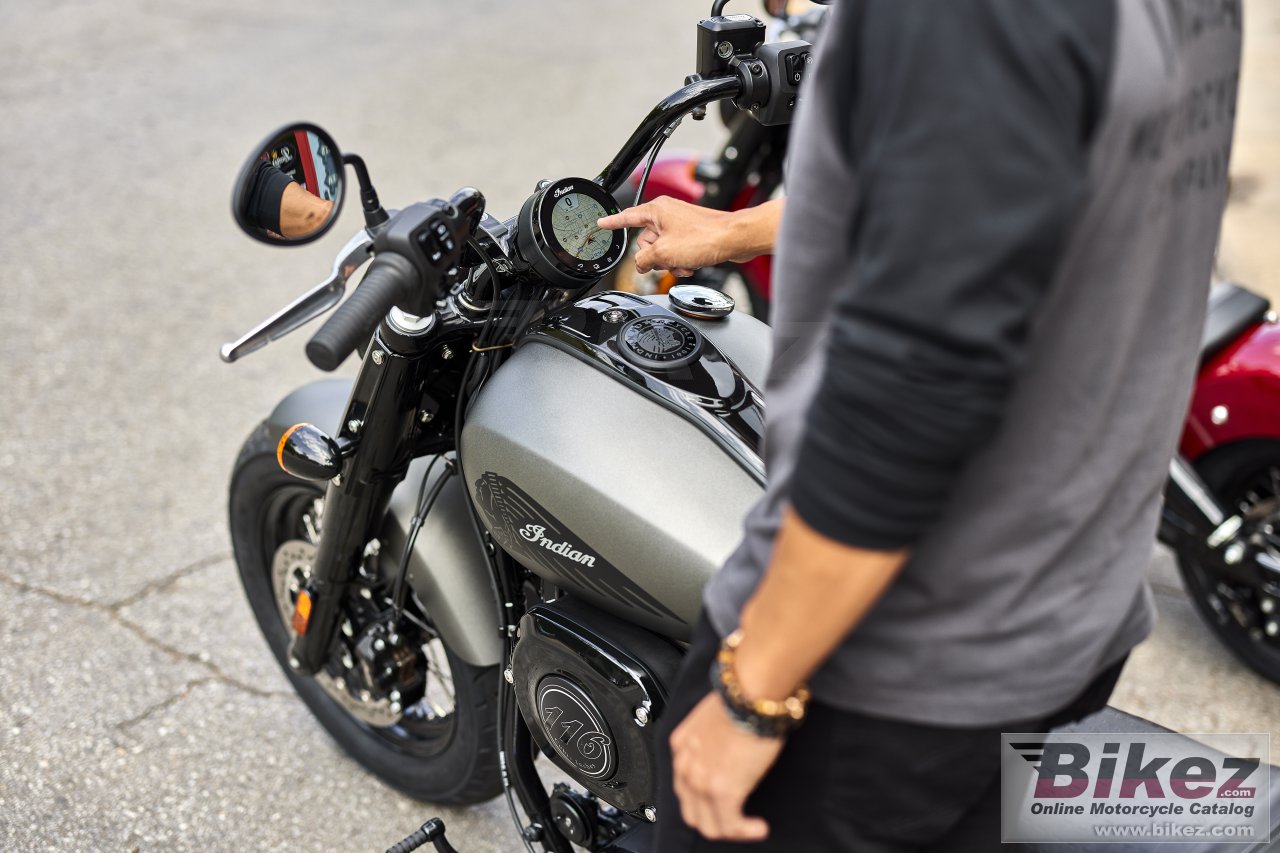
[271,536,403,727]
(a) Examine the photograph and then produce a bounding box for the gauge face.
[551,193,611,261]
[518,177,628,288]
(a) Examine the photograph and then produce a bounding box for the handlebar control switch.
[306,190,485,371]
[741,40,812,127]
[371,191,484,316]
[695,14,765,78]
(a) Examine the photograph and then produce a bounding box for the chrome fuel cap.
[668,284,735,320]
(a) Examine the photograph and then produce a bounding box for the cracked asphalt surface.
[1,2,1278,852]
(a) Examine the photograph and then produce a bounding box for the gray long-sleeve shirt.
[704,0,1241,725]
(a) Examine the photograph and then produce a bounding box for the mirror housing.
[232,122,345,246]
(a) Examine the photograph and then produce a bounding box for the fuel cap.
[668,284,735,320]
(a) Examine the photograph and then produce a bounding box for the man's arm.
[597,197,783,276]
[278,181,335,239]
[242,159,293,234]
[733,510,907,697]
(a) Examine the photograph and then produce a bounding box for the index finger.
[597,207,654,231]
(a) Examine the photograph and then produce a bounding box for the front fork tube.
[290,478,398,674]
[289,322,439,676]
[284,312,572,852]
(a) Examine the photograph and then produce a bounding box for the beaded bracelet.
[709,629,811,738]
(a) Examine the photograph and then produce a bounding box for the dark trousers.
[653,614,1125,852]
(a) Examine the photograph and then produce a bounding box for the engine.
[511,596,683,818]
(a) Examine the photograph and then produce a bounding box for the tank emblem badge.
[520,524,596,567]
[473,472,684,623]
[617,316,702,371]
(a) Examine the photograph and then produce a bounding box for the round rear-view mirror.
[232,122,344,245]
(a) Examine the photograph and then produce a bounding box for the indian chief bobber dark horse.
[220,9,1280,853]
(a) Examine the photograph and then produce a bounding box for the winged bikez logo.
[1000,732,1269,844]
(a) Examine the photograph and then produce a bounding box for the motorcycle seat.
[1201,282,1270,364]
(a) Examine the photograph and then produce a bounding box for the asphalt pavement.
[1,2,1277,852]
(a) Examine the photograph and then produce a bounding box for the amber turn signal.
[277,422,342,481]
[291,589,313,636]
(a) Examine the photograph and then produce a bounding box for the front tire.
[1174,440,1280,685]
[228,423,501,804]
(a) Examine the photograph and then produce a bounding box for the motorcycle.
[1161,284,1280,686]
[222,10,809,851]
[219,6,1280,852]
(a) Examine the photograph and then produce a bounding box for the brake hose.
[634,118,682,208]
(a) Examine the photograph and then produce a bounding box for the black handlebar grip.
[384,827,428,853]
[306,253,418,371]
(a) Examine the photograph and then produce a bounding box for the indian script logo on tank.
[473,472,681,622]
[519,524,595,566]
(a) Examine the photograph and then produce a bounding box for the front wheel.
[228,423,501,803]
[1174,440,1280,685]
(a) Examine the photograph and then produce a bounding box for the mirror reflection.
[236,124,343,244]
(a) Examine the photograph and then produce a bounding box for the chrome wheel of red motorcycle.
[1175,440,1280,684]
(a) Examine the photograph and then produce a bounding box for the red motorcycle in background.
[1172,284,1280,684]
[606,4,1280,687]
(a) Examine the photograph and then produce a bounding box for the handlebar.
[306,252,417,371]
[222,30,770,370]
[304,78,746,371]
[299,74,741,372]
[596,74,742,194]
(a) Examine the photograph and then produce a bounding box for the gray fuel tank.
[461,295,769,641]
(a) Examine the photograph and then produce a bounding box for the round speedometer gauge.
[516,177,628,289]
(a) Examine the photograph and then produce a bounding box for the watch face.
[618,316,702,370]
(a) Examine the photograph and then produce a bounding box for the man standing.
[599,0,1242,848]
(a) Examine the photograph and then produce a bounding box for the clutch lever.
[219,228,375,363]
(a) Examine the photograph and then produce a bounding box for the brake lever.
[219,228,375,363]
